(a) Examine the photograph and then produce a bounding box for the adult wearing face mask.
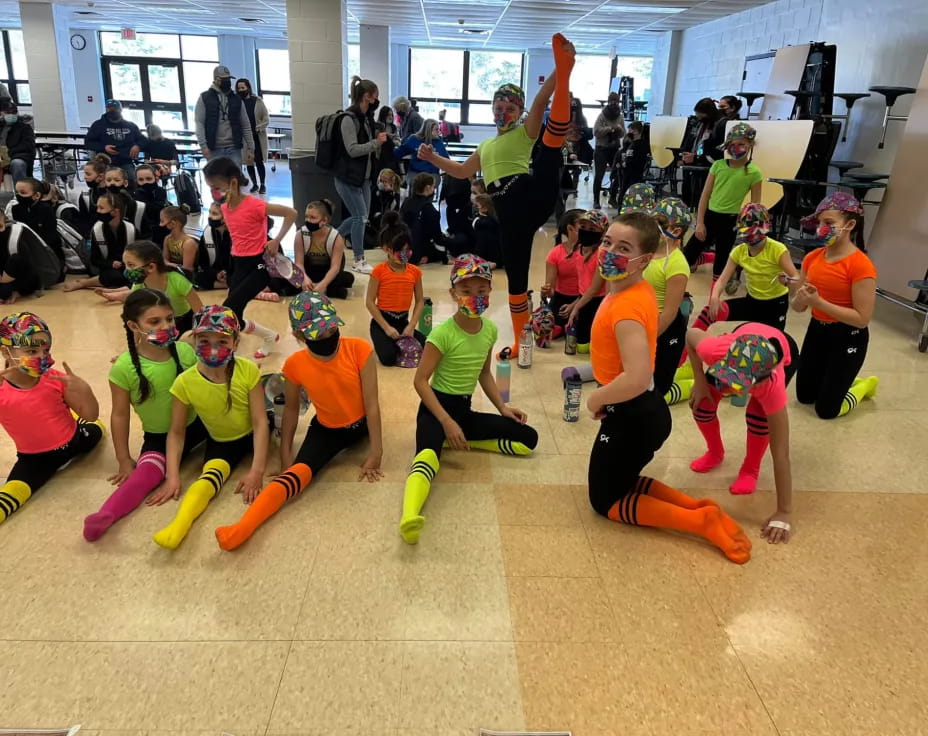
[592,92,625,209]
[392,96,424,142]
[679,97,720,208]
[705,95,742,161]
[235,78,269,194]
[84,100,144,185]
[194,65,255,169]
[0,101,35,184]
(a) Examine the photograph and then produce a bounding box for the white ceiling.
[8,0,778,56]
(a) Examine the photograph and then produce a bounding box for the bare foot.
[62,280,85,292]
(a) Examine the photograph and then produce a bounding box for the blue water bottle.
[496,347,512,402]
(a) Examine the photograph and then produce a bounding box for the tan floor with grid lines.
[1,177,927,735]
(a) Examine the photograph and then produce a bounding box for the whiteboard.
[758,44,811,121]
[742,53,775,96]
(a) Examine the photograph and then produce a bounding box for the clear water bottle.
[496,347,512,402]
[563,376,582,422]
[419,297,433,336]
[518,323,533,369]
[564,322,578,355]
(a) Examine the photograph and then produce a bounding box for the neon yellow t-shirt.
[170,357,261,442]
[477,125,535,185]
[730,237,789,300]
[644,247,689,312]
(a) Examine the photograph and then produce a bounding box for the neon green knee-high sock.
[838,376,879,417]
[665,379,693,406]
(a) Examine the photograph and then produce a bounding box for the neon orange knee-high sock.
[608,489,751,564]
[633,476,715,510]
[542,34,575,149]
[215,463,313,550]
[504,293,530,355]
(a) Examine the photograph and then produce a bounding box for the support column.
[19,1,81,130]
[359,24,390,104]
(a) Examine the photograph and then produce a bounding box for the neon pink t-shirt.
[696,322,792,416]
[0,370,78,453]
[576,250,605,297]
[545,244,580,296]
[221,195,269,257]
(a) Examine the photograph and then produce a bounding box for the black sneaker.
[259,185,267,194]
[250,184,259,193]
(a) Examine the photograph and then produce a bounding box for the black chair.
[869,86,917,148]
[738,92,765,119]
[785,90,815,120]
[830,160,864,178]
[834,178,887,204]
[833,93,870,142]
[844,171,889,183]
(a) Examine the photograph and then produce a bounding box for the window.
[346,44,360,85]
[100,32,218,129]
[0,30,30,107]
[408,47,524,126]
[614,56,653,102]
[571,54,612,123]
[256,48,291,116]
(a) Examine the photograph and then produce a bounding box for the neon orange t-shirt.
[590,280,658,386]
[371,262,422,313]
[281,337,373,428]
[802,247,877,323]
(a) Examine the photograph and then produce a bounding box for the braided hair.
[121,288,182,404]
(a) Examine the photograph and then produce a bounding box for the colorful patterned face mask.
[727,143,749,159]
[597,247,645,281]
[146,327,179,348]
[736,226,767,245]
[457,294,489,318]
[195,342,233,368]
[393,248,411,264]
[18,354,54,377]
[493,111,520,131]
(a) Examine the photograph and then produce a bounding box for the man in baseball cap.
[194,64,255,167]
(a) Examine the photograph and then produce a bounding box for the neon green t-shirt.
[644,247,689,312]
[109,341,197,434]
[707,160,763,214]
[477,125,535,185]
[170,356,261,441]
[730,237,790,300]
[427,315,498,395]
[132,271,193,317]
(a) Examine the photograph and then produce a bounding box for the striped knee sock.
[502,293,530,357]
[153,458,230,550]
[400,449,439,544]
[839,376,879,416]
[541,35,574,149]
[664,378,693,405]
[466,439,534,456]
[730,400,769,495]
[0,480,32,525]
[84,451,166,541]
[215,463,313,550]
[690,392,725,472]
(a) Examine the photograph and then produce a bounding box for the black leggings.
[370,309,426,366]
[141,417,208,456]
[575,295,603,345]
[797,319,869,419]
[294,416,369,474]
[683,209,738,278]
[99,266,129,289]
[306,265,355,298]
[7,420,103,491]
[549,290,578,329]
[415,390,539,459]
[224,254,269,325]
[247,138,266,186]
[489,143,564,295]
[696,293,790,331]
[202,432,253,470]
[654,309,687,395]
[588,390,672,517]
[593,146,618,206]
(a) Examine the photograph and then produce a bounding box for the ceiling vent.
[460,27,488,34]
[75,11,101,15]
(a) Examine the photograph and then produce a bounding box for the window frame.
[254,48,291,117]
[407,47,525,127]
[0,29,30,108]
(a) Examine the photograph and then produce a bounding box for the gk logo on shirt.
[847,347,858,354]
[599,433,610,443]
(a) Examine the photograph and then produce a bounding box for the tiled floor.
[1,166,927,735]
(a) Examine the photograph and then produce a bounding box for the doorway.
[103,58,187,130]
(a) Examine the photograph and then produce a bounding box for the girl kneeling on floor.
[0,312,104,525]
[399,254,538,545]
[366,211,426,366]
[215,292,384,550]
[83,289,206,540]
[586,213,751,564]
[149,305,269,549]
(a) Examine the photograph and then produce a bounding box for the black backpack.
[315,111,348,170]
[175,170,202,213]
[7,222,64,289]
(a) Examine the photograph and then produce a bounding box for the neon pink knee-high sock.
[692,300,730,331]
[730,398,769,495]
[695,252,715,268]
[690,390,725,472]
[83,451,166,541]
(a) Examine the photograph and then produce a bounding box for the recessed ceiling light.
[599,4,687,12]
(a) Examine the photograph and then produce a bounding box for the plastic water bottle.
[564,322,578,355]
[518,323,533,369]
[419,297,433,336]
[496,347,512,402]
[563,376,582,422]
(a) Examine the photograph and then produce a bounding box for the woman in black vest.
[332,76,387,276]
[236,79,270,194]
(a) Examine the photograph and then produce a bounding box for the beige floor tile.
[268,641,404,731]
[0,641,288,730]
[488,452,590,484]
[500,525,597,577]
[404,572,513,641]
[398,642,524,731]
[494,483,584,526]
[507,576,617,643]
[404,522,505,577]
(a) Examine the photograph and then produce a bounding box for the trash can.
[289,150,343,227]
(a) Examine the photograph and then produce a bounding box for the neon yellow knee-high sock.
[0,480,32,524]
[465,439,534,456]
[838,376,879,417]
[665,379,694,406]
[153,459,230,549]
[400,449,439,544]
